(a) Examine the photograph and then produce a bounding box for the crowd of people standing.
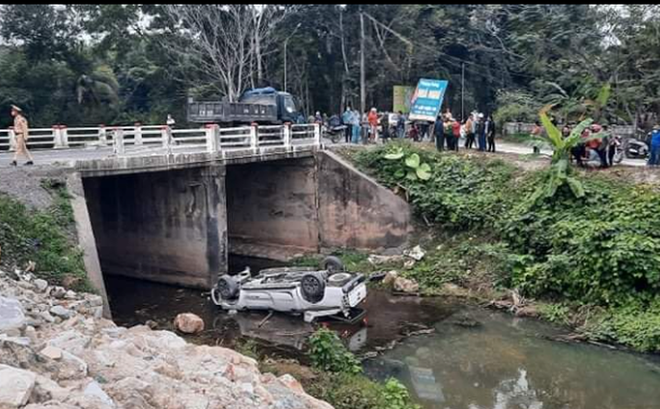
[328,106,498,154]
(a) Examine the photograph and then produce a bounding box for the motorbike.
[611,136,625,164]
[323,115,347,144]
[624,131,651,159]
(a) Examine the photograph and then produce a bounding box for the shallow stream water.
[104,256,660,408]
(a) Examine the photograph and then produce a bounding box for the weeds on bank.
[0,179,90,292]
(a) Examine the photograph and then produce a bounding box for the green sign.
[393,86,415,114]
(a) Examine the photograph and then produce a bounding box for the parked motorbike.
[323,115,347,144]
[611,136,624,164]
[624,131,650,159]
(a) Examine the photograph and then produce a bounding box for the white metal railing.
[0,123,321,156]
[0,122,321,156]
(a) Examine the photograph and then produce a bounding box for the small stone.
[403,259,416,269]
[404,245,426,261]
[0,296,26,332]
[83,380,115,407]
[26,318,42,328]
[51,286,66,299]
[64,290,77,300]
[145,320,158,330]
[50,306,72,319]
[173,313,205,334]
[23,326,37,343]
[40,346,63,360]
[0,364,36,408]
[33,279,48,293]
[393,277,419,294]
[40,311,56,323]
[382,271,399,287]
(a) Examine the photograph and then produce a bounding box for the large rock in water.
[173,313,205,334]
[0,364,36,408]
[0,297,25,332]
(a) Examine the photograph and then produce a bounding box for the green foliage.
[309,373,419,409]
[357,141,517,230]
[528,107,599,203]
[354,140,660,352]
[382,378,420,409]
[384,148,432,181]
[0,186,89,291]
[537,303,571,325]
[309,327,362,375]
[235,338,259,360]
[583,299,660,353]
[493,90,540,125]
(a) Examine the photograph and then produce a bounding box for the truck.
[187,87,303,125]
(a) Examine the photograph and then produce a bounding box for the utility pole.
[461,62,465,120]
[360,10,366,115]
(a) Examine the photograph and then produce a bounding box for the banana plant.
[529,104,601,203]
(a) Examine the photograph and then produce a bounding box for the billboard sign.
[408,79,448,122]
[393,85,415,114]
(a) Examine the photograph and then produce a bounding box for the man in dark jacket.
[434,114,445,151]
[486,115,496,152]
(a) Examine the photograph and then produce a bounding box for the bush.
[309,327,362,375]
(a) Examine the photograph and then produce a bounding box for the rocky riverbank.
[0,269,332,409]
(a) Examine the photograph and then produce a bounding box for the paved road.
[0,138,648,168]
[495,141,646,167]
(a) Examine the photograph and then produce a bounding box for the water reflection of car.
[365,357,444,403]
[214,312,369,352]
[211,257,367,323]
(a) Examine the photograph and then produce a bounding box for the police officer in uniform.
[10,105,33,166]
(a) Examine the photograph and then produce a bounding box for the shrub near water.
[307,327,419,409]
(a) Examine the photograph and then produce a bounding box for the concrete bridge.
[1,123,412,315]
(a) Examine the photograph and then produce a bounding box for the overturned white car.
[211,257,367,323]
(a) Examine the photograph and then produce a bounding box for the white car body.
[211,266,367,323]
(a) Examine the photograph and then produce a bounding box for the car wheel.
[328,272,352,286]
[301,272,326,303]
[321,256,344,273]
[217,275,239,300]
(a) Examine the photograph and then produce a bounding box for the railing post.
[134,122,143,146]
[60,125,68,148]
[250,122,258,152]
[314,122,321,146]
[113,127,125,155]
[283,122,292,148]
[53,125,63,148]
[8,127,16,152]
[98,124,107,146]
[206,124,220,153]
[161,125,172,155]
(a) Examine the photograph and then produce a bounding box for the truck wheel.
[321,256,344,273]
[301,272,326,303]
[217,275,239,300]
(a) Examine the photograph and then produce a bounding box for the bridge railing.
[0,122,321,155]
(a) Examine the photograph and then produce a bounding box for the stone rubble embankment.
[0,269,333,409]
